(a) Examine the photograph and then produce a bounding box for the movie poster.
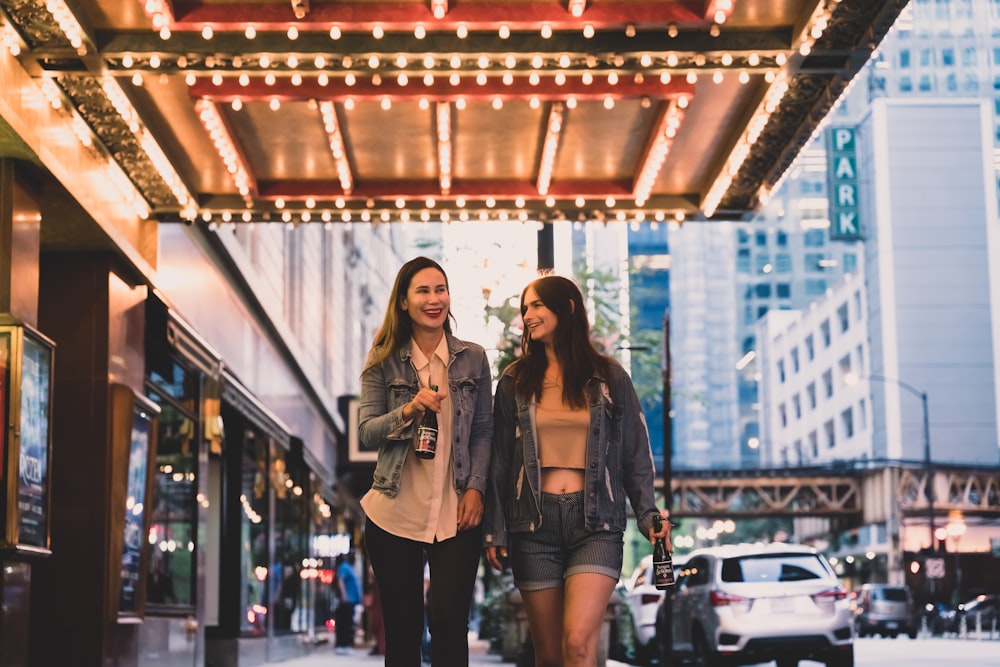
[17,333,51,547]
[119,405,152,614]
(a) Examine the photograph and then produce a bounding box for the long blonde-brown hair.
[363,256,455,372]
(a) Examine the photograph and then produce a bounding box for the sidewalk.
[262,635,505,667]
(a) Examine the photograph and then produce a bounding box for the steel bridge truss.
[660,464,1000,521]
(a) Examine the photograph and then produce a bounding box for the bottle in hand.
[415,384,439,459]
[652,514,674,589]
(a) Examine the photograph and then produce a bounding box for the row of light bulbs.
[179,68,771,90]
[119,51,780,74]
[150,20,728,44]
[198,209,689,228]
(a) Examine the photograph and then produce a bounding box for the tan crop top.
[536,380,589,469]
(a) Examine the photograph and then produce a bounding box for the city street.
[267,636,1000,667]
[837,637,1000,667]
[703,637,1000,667]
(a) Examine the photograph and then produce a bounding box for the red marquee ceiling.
[0,0,907,227]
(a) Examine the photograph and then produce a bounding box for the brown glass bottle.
[652,514,675,589]
[414,384,439,459]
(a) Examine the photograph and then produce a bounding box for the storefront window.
[310,475,337,631]
[271,444,308,633]
[145,360,200,609]
[241,429,270,636]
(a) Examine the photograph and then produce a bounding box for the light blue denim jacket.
[358,334,493,498]
[483,360,659,549]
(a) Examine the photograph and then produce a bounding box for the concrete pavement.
[260,636,635,667]
[261,636,506,667]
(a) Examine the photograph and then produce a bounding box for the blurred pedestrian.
[335,552,361,654]
[483,275,669,667]
[364,565,385,655]
[358,256,494,666]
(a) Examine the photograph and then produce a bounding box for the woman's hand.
[402,386,444,422]
[457,488,484,531]
[649,509,672,549]
[484,545,509,572]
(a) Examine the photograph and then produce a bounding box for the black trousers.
[365,516,482,667]
[335,601,355,647]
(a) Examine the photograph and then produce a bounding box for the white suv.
[656,543,854,667]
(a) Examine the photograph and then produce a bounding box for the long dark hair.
[363,256,454,372]
[510,275,610,409]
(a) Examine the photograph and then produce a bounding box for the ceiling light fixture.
[436,102,452,194]
[318,100,353,197]
[290,0,310,20]
[633,99,685,205]
[195,99,255,205]
[45,0,88,51]
[138,0,175,37]
[705,0,735,24]
[704,69,790,217]
[567,0,587,17]
[535,102,564,196]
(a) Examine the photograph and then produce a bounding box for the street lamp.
[844,372,935,551]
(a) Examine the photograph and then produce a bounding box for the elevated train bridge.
[657,461,1000,527]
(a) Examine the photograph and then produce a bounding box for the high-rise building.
[737,0,1000,468]
[749,1,1000,589]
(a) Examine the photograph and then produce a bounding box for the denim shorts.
[510,491,624,591]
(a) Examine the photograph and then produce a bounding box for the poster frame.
[107,383,160,622]
[0,322,55,556]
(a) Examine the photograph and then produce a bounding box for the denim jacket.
[483,360,659,549]
[358,334,493,498]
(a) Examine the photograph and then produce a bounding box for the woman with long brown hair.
[483,274,669,667]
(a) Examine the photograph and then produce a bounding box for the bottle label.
[415,425,438,458]
[654,558,674,588]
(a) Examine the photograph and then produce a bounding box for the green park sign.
[826,127,863,241]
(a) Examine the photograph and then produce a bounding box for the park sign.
[826,127,863,241]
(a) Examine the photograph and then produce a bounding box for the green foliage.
[484,260,632,381]
[477,574,517,652]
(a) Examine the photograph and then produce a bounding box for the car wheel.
[776,659,798,667]
[691,630,721,667]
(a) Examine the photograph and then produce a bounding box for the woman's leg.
[365,517,426,667]
[425,527,481,666]
[520,587,565,667]
[561,573,618,667]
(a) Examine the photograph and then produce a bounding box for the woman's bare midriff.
[541,467,585,494]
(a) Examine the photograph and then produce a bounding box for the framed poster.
[0,323,55,555]
[346,396,377,463]
[108,384,160,622]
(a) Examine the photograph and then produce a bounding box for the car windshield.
[721,554,828,583]
[874,588,909,602]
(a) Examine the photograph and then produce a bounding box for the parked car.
[621,554,689,665]
[655,543,854,667]
[853,583,918,638]
[623,555,662,664]
[950,594,1000,634]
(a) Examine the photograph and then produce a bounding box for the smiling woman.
[358,256,494,666]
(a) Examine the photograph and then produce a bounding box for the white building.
[756,274,870,467]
